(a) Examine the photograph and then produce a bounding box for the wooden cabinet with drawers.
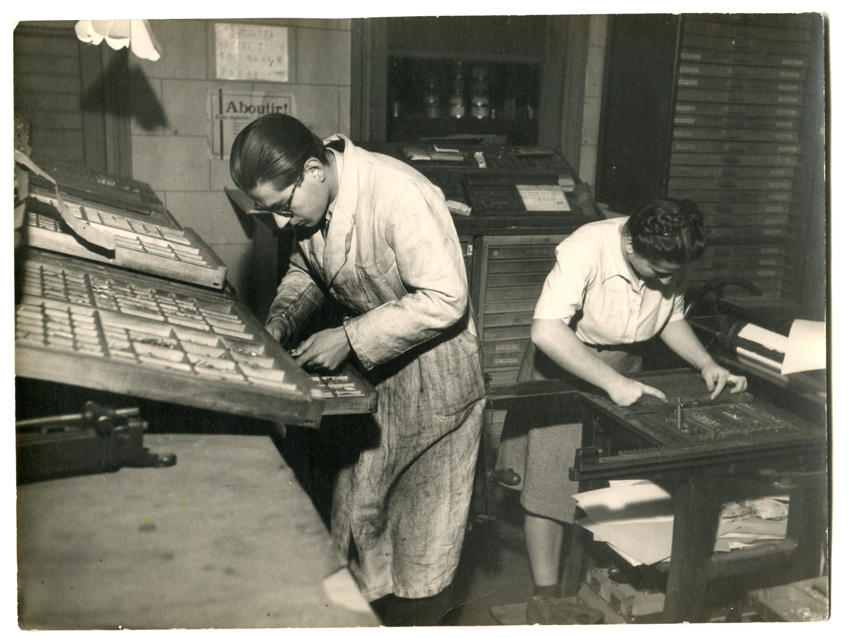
[470,234,568,387]
[596,14,825,314]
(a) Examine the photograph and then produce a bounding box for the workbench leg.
[662,479,722,623]
[785,474,828,582]
[561,514,591,597]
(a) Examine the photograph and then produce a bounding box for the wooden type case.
[569,369,826,483]
[25,192,229,290]
[15,250,331,427]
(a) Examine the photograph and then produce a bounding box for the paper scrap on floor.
[574,480,788,566]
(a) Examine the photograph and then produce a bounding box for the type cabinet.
[596,14,825,309]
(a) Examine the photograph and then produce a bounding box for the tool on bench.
[16,401,176,483]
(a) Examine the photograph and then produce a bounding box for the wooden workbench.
[16,433,379,629]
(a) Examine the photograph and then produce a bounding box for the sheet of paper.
[782,319,827,374]
[737,322,788,354]
[515,185,572,212]
[573,480,673,524]
[578,516,674,565]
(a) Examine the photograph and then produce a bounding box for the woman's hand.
[606,376,669,407]
[701,363,748,399]
[290,327,352,372]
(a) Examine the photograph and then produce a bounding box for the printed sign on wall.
[215,23,289,83]
[210,89,295,159]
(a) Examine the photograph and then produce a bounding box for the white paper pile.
[574,480,788,566]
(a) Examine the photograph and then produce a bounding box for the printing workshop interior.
[13,15,829,628]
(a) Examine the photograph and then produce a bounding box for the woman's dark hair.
[230,114,328,192]
[624,198,705,266]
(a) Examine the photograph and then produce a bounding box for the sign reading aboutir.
[210,89,295,159]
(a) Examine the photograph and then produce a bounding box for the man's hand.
[606,376,668,407]
[701,363,748,399]
[265,317,287,343]
[290,327,352,372]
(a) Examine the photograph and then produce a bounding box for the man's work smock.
[266,135,485,601]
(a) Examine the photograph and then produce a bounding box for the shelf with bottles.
[386,57,541,145]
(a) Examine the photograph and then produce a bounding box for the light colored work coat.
[266,135,485,600]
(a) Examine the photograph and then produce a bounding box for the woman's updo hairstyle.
[230,113,328,193]
[624,198,705,267]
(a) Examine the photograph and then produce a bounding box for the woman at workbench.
[229,114,485,626]
[495,198,748,624]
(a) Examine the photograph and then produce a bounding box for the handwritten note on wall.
[215,23,289,83]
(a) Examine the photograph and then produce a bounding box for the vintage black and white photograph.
[11,6,832,630]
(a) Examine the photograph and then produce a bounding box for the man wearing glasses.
[229,114,486,626]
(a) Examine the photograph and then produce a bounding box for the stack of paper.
[574,481,788,566]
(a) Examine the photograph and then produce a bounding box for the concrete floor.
[441,488,538,626]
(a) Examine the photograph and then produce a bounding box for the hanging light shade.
[75,19,162,61]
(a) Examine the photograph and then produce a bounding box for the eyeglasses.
[252,171,304,216]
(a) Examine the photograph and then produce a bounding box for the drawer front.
[486,272,550,289]
[701,243,787,258]
[672,127,798,143]
[668,165,796,179]
[679,33,810,56]
[672,113,801,131]
[669,152,800,167]
[677,62,807,81]
[668,189,795,204]
[667,176,795,191]
[482,338,529,358]
[704,225,789,240]
[682,17,815,42]
[483,297,538,315]
[485,243,563,261]
[670,139,801,155]
[679,47,807,69]
[700,212,792,228]
[692,255,787,270]
[675,88,804,106]
[482,310,536,329]
[482,324,535,342]
[674,102,803,118]
[484,368,522,387]
[676,75,804,94]
[482,349,525,370]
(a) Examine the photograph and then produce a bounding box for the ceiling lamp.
[75,20,162,61]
